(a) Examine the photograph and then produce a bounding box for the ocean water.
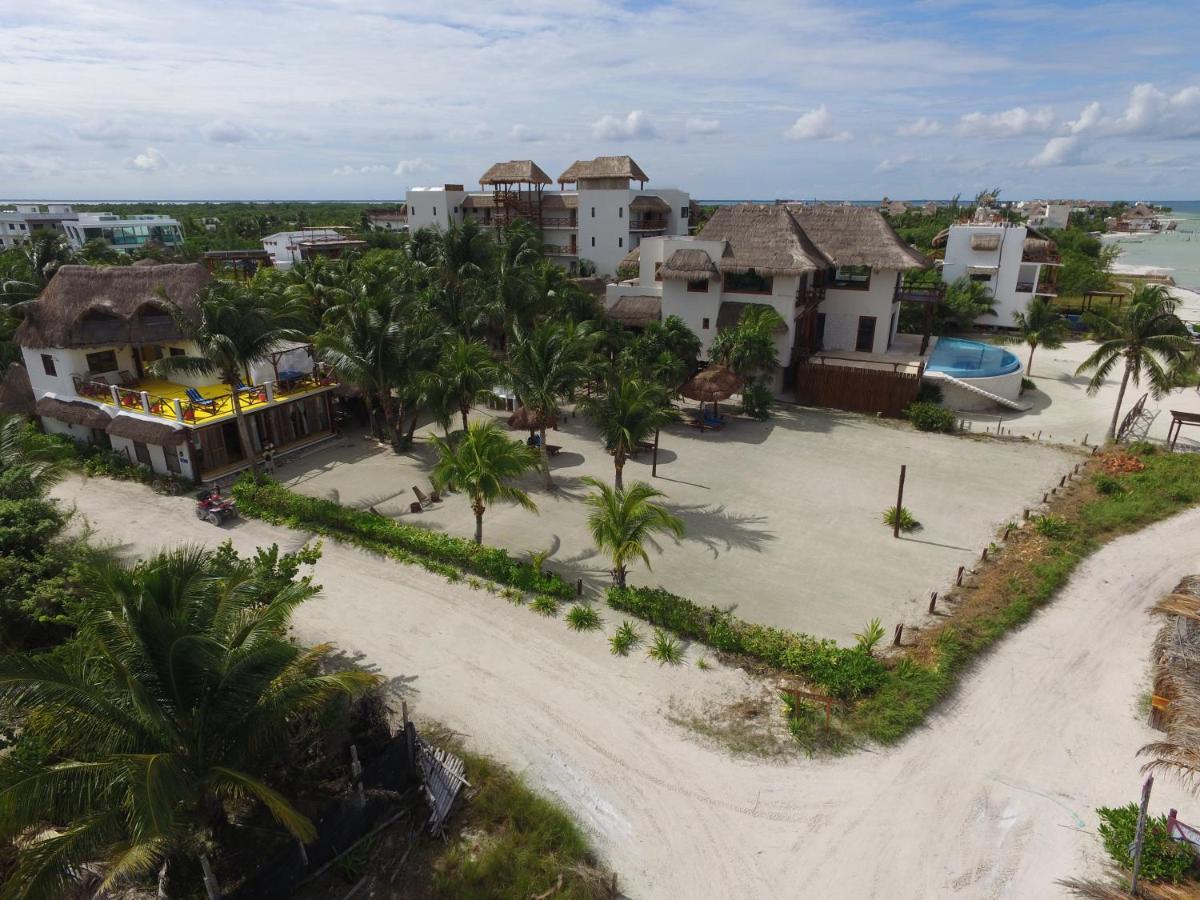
[1103,202,1200,290]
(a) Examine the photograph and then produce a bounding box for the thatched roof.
[931,228,950,249]
[788,206,930,270]
[507,406,558,431]
[541,193,579,210]
[680,365,743,402]
[606,295,661,327]
[106,414,188,446]
[1022,238,1058,263]
[619,246,641,268]
[630,195,670,214]
[1144,575,1200,778]
[16,263,208,349]
[660,249,719,281]
[571,276,607,297]
[0,364,35,417]
[717,302,788,334]
[557,156,649,185]
[35,396,111,429]
[479,160,551,186]
[698,204,828,276]
[462,194,496,209]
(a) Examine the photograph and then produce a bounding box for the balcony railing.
[893,275,946,304]
[630,219,667,232]
[540,216,577,229]
[793,286,827,309]
[544,245,577,256]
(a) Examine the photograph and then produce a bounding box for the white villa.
[17,262,339,482]
[934,215,1061,329]
[63,212,185,254]
[604,203,936,389]
[261,228,367,269]
[0,204,78,249]
[405,156,692,276]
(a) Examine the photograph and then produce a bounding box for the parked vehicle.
[195,488,237,525]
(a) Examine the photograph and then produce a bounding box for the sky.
[1,0,1198,201]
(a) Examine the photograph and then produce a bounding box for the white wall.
[404,188,467,231]
[818,269,901,354]
[577,187,631,277]
[940,224,1030,328]
[40,417,92,443]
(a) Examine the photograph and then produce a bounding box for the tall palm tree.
[0,546,377,899]
[156,281,308,473]
[283,255,352,319]
[582,376,677,491]
[413,221,492,337]
[1,232,76,302]
[1077,284,1196,441]
[430,420,539,544]
[0,413,69,493]
[505,321,595,488]
[436,337,501,433]
[582,477,684,588]
[1003,295,1070,376]
[942,276,998,332]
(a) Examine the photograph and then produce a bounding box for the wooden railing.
[630,219,667,232]
[540,216,576,229]
[894,275,945,305]
[794,286,826,309]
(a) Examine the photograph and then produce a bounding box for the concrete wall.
[404,188,467,231]
[933,370,1023,411]
[941,224,1031,329]
[818,269,901,354]
[577,187,631,277]
[23,342,214,400]
[109,431,196,480]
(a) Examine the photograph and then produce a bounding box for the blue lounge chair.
[185,387,217,411]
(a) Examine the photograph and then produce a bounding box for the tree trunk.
[1107,360,1133,442]
[1027,342,1037,376]
[379,396,401,451]
[472,500,485,545]
[229,383,259,476]
[539,424,552,489]
[615,565,627,588]
[461,405,471,433]
[614,451,625,492]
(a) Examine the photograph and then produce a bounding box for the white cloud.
[128,147,167,171]
[897,117,941,137]
[394,158,433,176]
[956,106,1055,137]
[873,156,917,174]
[591,110,657,140]
[1108,83,1200,138]
[1028,136,1083,168]
[202,119,252,143]
[785,105,852,142]
[507,123,542,142]
[331,164,391,176]
[685,117,721,135]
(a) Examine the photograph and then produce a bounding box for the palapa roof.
[557,156,649,185]
[507,406,558,431]
[606,295,661,327]
[680,365,743,402]
[1022,238,1058,263]
[619,246,641,268]
[716,302,788,334]
[788,205,930,270]
[462,194,497,209]
[660,248,719,281]
[106,414,188,446]
[698,204,829,276]
[479,160,551,186]
[16,263,208,349]
[35,396,112,429]
[630,195,670,214]
[540,193,579,210]
[0,363,35,417]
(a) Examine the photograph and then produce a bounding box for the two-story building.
[62,212,185,253]
[0,204,79,249]
[366,207,408,231]
[260,228,367,269]
[17,262,339,483]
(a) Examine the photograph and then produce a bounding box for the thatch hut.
[0,363,35,418]
[606,295,661,328]
[557,156,649,187]
[680,365,743,423]
[478,160,552,186]
[508,405,558,434]
[106,415,188,447]
[659,248,719,281]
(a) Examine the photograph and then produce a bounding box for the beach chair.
[544,444,563,456]
[413,485,435,509]
[185,387,217,413]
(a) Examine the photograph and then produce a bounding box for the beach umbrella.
[679,365,743,423]
[507,405,557,434]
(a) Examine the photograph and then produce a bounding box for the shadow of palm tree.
[323,646,420,698]
[664,502,776,557]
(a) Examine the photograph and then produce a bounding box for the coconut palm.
[1003,295,1070,376]
[156,281,308,473]
[942,276,998,332]
[582,477,684,588]
[505,321,595,488]
[1076,284,1196,441]
[0,413,69,492]
[436,337,501,433]
[430,420,539,544]
[283,255,352,319]
[582,376,677,491]
[708,305,784,382]
[0,546,377,900]
[1,232,76,302]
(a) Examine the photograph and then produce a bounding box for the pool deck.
[812,333,928,372]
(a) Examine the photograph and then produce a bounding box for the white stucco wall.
[940,224,1032,329]
[404,188,467,231]
[818,269,901,354]
[577,187,632,277]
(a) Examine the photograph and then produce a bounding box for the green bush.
[1020,377,1037,393]
[79,446,193,494]
[1093,473,1126,495]
[905,401,958,434]
[230,477,574,598]
[882,506,921,532]
[915,381,944,405]
[1034,515,1076,540]
[740,382,774,420]
[609,620,641,656]
[648,629,683,665]
[530,595,560,616]
[565,604,602,632]
[1097,803,1195,884]
[607,585,885,699]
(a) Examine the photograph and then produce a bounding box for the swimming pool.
[927,337,1022,379]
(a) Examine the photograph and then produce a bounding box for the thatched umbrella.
[680,365,743,424]
[507,405,557,436]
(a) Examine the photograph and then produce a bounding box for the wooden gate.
[795,360,922,418]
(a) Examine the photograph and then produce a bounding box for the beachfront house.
[1026,203,1071,230]
[604,203,937,391]
[261,228,368,269]
[935,218,1061,329]
[17,262,339,482]
[62,212,185,254]
[405,156,691,276]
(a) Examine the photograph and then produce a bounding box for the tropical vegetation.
[582,477,685,588]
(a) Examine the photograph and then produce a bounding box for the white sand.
[55,476,1200,899]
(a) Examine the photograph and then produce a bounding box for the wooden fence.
[795,361,923,418]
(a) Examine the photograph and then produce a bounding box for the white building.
[62,212,185,253]
[405,156,691,276]
[17,262,339,482]
[604,204,935,388]
[1025,202,1071,230]
[0,204,78,249]
[366,207,408,231]
[260,228,366,269]
[935,218,1061,328]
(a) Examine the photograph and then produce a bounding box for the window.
[723,270,773,294]
[85,350,119,373]
[618,237,623,248]
[681,206,690,219]
[591,236,595,247]
[432,206,437,217]
[969,273,993,283]
[41,354,56,377]
[169,347,185,357]
[855,316,877,353]
[687,279,709,293]
[591,207,595,218]
[133,441,152,467]
[702,317,710,330]
[654,262,663,282]
[832,265,872,289]
[619,207,624,219]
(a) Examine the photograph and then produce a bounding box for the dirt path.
[57,476,1200,899]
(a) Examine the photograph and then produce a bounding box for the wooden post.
[956,565,965,586]
[1059,475,1066,487]
[1131,774,1154,896]
[576,578,583,596]
[651,428,660,477]
[200,855,221,900]
[893,464,907,539]
[1003,525,1012,540]
[981,547,989,562]
[1042,492,1049,503]
[1082,433,1089,447]
[1022,508,1030,520]
[892,623,903,647]
[928,592,937,614]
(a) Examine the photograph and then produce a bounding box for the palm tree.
[708,304,784,382]
[0,546,376,899]
[430,420,539,544]
[436,337,501,433]
[1076,284,1196,441]
[156,281,307,473]
[505,321,595,488]
[582,477,684,588]
[1003,295,1070,376]
[1,232,76,302]
[0,414,69,494]
[582,377,677,491]
[942,276,998,332]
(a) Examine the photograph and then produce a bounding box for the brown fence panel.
[795,362,921,418]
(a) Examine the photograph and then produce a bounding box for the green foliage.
[854,618,886,655]
[530,594,560,617]
[1096,804,1195,884]
[565,604,602,632]
[1092,473,1126,495]
[740,381,774,420]
[78,445,193,493]
[905,401,958,433]
[781,691,851,756]
[231,477,573,598]
[648,629,684,665]
[695,656,711,670]
[607,585,886,699]
[609,620,641,656]
[583,477,685,587]
[915,381,944,404]
[882,506,920,532]
[1021,377,1037,392]
[581,376,678,487]
[943,276,997,331]
[1033,515,1075,540]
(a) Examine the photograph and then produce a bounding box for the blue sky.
[1,0,1197,200]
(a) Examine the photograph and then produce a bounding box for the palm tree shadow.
[665,502,776,558]
[323,646,420,699]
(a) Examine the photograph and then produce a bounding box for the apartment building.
[62,212,185,253]
[0,204,79,249]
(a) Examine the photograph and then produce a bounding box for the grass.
[882,506,921,532]
[565,604,602,632]
[530,595,560,617]
[647,629,684,665]
[608,621,641,656]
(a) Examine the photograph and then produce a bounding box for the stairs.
[923,370,1031,412]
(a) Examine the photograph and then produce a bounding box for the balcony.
[630,217,668,233]
[544,244,577,257]
[893,275,946,305]
[540,216,577,229]
[73,367,338,427]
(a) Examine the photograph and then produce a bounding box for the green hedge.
[606,585,885,699]
[231,477,573,599]
[905,401,958,433]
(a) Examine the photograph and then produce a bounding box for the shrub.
[905,401,958,433]
[696,656,711,670]
[854,618,886,656]
[230,477,574,599]
[609,620,641,656]
[1093,472,1128,495]
[882,506,920,532]
[1034,515,1075,540]
[648,629,683,665]
[79,446,192,494]
[566,604,602,631]
[530,595,560,616]
[1096,803,1195,884]
[741,382,774,420]
[607,586,885,699]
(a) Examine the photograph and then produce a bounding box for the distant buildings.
[261,228,367,269]
[365,207,407,231]
[0,204,78,249]
[405,155,691,276]
[63,212,185,253]
[1026,203,1071,230]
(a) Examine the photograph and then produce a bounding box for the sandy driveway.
[57,476,1200,899]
